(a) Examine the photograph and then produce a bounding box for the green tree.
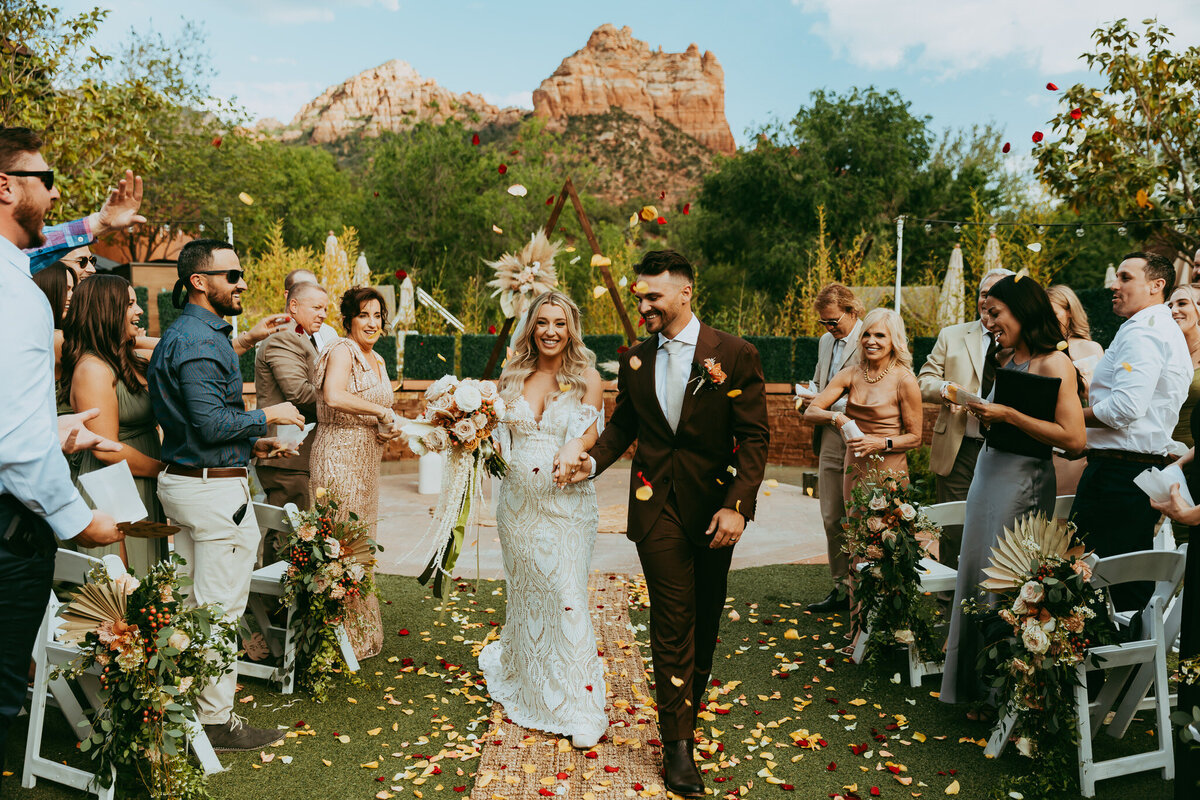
[1036,18,1200,255]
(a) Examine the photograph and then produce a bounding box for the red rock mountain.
[533,24,735,155]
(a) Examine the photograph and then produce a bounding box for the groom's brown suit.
[590,321,769,740]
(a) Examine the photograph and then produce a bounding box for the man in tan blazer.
[916,268,1012,566]
[805,284,863,612]
[254,282,328,511]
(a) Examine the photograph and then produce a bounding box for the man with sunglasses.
[148,238,304,754]
[802,284,864,612]
[0,126,125,784]
[22,167,146,275]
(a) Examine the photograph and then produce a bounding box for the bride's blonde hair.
[498,291,595,403]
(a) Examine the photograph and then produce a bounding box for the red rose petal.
[827,762,837,771]
[1070,108,1083,119]
[556,772,569,780]
[373,190,380,197]
[604,765,619,773]
[1046,82,1059,91]
[498,164,507,174]
[398,629,409,635]
[454,788,466,793]
[546,195,555,205]
[617,345,629,354]
[211,136,222,147]
[471,133,480,145]
[781,785,795,791]
[870,788,880,797]
[648,738,662,746]
[1032,131,1044,143]
[538,790,554,797]
[394,269,408,280]
[634,783,645,791]
[682,202,690,214]
[510,149,519,156]
[585,684,593,691]
[294,720,306,727]
[637,318,644,327]
[1002,142,1011,153]
[376,776,385,782]
[656,216,667,225]
[585,751,598,759]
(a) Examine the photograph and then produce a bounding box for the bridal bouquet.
[279,487,379,700]
[53,555,235,800]
[844,461,942,670]
[400,376,508,598]
[969,512,1113,798]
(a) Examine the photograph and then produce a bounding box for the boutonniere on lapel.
[690,357,727,395]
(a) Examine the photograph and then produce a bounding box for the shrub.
[793,336,820,383]
[460,333,496,379]
[1075,287,1121,348]
[743,336,793,382]
[374,335,398,380]
[911,336,938,375]
[402,334,455,380]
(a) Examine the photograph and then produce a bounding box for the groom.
[568,250,769,796]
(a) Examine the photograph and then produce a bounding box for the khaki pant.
[816,426,849,582]
[157,470,260,725]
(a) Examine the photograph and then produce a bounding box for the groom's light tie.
[663,338,685,432]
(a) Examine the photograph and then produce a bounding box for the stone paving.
[372,461,828,579]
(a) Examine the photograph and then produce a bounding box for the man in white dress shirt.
[0,127,123,782]
[805,284,863,612]
[1069,251,1192,610]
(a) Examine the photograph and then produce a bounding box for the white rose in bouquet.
[1019,580,1045,604]
[1012,597,1028,614]
[324,538,341,559]
[455,382,483,413]
[452,417,478,443]
[422,427,451,452]
[1021,625,1051,654]
[897,503,917,521]
[472,412,490,430]
[478,381,497,400]
[868,494,888,511]
[866,515,885,532]
[881,529,897,545]
[426,375,457,401]
[114,574,141,596]
[167,632,191,651]
[347,562,366,582]
[330,584,346,600]
[493,396,507,419]
[428,394,457,422]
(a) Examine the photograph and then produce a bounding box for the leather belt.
[1084,449,1174,467]
[164,464,248,479]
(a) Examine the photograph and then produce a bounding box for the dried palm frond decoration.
[980,512,1087,592]
[339,528,377,568]
[57,578,130,645]
[485,230,562,319]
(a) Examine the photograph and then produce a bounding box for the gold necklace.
[862,359,894,384]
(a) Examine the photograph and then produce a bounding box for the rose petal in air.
[1031,131,1044,143]
[1046,82,1059,91]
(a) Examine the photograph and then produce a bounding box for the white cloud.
[216,79,325,123]
[246,0,398,25]
[795,0,1200,76]
[481,90,533,110]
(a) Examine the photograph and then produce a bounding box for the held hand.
[564,452,592,484]
[93,170,146,233]
[1150,483,1196,524]
[247,313,292,344]
[59,409,121,454]
[552,439,585,485]
[967,400,1008,425]
[263,401,305,428]
[253,437,299,459]
[705,507,745,549]
[74,511,122,548]
[848,435,886,459]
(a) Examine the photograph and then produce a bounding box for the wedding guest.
[1045,284,1104,494]
[807,308,922,499]
[32,262,75,394]
[918,269,1014,492]
[60,274,166,574]
[940,274,1086,710]
[1168,284,1200,449]
[310,286,401,660]
[1069,252,1191,612]
[59,246,97,282]
[254,281,328,512]
[0,126,121,784]
[1192,247,1200,284]
[285,268,338,350]
[22,168,145,275]
[148,238,301,753]
[803,283,863,612]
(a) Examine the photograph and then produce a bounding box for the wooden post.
[481,177,637,379]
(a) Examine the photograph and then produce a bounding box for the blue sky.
[61,0,1200,159]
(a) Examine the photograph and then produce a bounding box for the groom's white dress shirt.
[1087,302,1191,455]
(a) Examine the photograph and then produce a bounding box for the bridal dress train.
[479,393,608,746]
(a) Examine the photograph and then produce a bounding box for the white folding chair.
[984,548,1185,797]
[23,550,221,798]
[238,502,359,694]
[851,501,960,686]
[1054,494,1075,521]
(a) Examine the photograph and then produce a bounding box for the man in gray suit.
[804,284,863,612]
[254,282,328,512]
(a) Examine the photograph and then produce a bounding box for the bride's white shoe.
[571,733,601,749]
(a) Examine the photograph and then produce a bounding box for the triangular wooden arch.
[481,177,637,379]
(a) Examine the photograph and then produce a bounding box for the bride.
[479,291,608,748]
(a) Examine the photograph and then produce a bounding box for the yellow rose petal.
[726,389,742,398]
[590,254,612,267]
[558,382,571,393]
[238,192,254,205]
[728,609,740,621]
[945,779,960,795]
[640,205,659,221]
[1122,362,1133,372]
[361,761,380,769]
[629,213,640,228]
[492,224,503,234]
[337,734,351,743]
[635,485,653,502]
[670,675,685,687]
[633,280,650,294]
[322,759,332,767]
[629,355,642,371]
[1056,341,1068,350]
[593,285,607,299]
[784,628,800,640]
[367,727,382,736]
[437,353,446,362]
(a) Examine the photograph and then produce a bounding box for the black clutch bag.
[984,367,1060,458]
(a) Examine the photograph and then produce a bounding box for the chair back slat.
[1053,494,1074,521]
[52,550,125,585]
[922,501,966,528]
[1091,547,1186,630]
[253,502,294,536]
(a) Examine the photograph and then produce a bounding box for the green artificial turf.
[3,566,1179,799]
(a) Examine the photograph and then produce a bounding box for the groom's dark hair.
[636,249,694,285]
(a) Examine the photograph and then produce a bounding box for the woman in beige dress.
[806,307,923,500]
[1046,284,1104,494]
[310,287,401,660]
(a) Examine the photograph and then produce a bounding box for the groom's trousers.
[636,491,734,742]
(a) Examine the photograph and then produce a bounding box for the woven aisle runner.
[471,573,667,799]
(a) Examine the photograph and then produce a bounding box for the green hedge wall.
[1075,287,1122,348]
[403,334,456,380]
[374,335,398,380]
[460,334,494,378]
[585,334,627,370]
[911,336,938,375]
[134,286,148,320]
[793,337,819,383]
[240,349,255,383]
[743,336,793,382]
[157,289,182,334]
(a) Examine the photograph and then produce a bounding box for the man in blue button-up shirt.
[149,238,302,754]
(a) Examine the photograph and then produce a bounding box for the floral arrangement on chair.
[843,462,942,671]
[400,376,507,599]
[54,555,236,800]
[279,487,379,701]
[968,512,1114,798]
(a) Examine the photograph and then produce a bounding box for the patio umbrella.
[936,244,966,329]
[983,232,1002,273]
[396,273,416,330]
[354,253,370,285]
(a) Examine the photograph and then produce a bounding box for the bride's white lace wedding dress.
[479,393,608,745]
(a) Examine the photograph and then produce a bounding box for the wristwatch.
[885,438,893,452]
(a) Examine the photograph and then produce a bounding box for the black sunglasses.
[194,268,245,284]
[4,170,54,190]
[67,255,97,270]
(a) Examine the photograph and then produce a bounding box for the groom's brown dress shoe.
[662,739,704,797]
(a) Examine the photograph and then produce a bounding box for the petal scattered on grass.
[506,184,527,197]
